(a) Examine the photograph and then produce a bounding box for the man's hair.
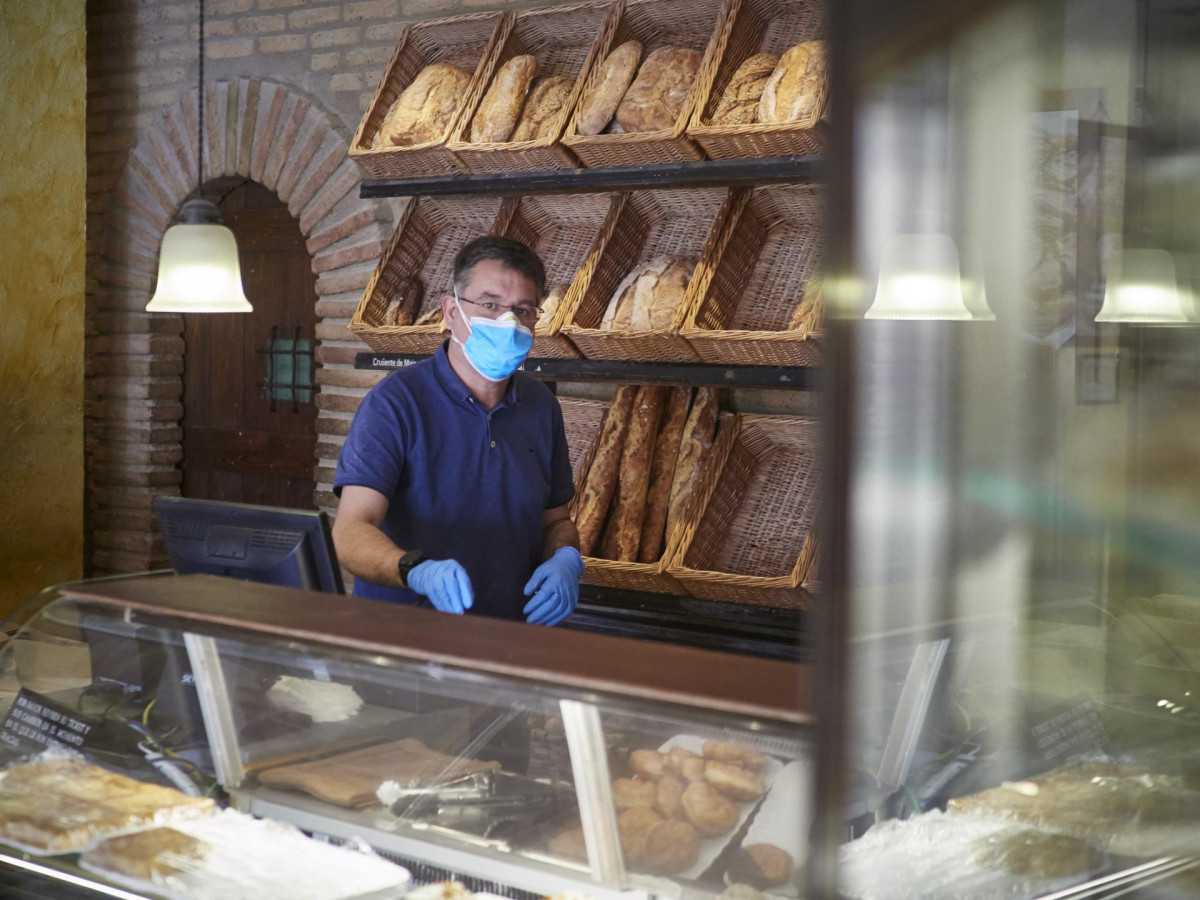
[452,236,546,300]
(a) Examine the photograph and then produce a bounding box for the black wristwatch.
[397,549,428,589]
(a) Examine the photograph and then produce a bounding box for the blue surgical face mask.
[452,291,534,382]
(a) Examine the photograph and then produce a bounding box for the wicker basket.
[560,0,731,167]
[687,0,827,160]
[560,396,610,503]
[494,193,621,360]
[349,11,510,179]
[579,408,735,597]
[668,414,819,608]
[560,187,736,362]
[446,1,618,174]
[350,195,511,355]
[682,182,823,367]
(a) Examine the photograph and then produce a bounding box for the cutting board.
[256,738,499,808]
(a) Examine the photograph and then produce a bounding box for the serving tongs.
[388,770,495,817]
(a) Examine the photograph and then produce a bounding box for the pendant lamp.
[146,0,251,314]
[865,233,992,321]
[1095,248,1196,325]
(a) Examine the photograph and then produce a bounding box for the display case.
[0,573,811,899]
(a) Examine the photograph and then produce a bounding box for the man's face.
[444,258,541,340]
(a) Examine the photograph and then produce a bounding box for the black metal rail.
[360,154,825,198]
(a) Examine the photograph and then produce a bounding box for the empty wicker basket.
[683,182,824,367]
[688,0,827,160]
[446,0,618,173]
[561,187,736,362]
[561,0,731,167]
[668,414,819,608]
[560,396,611,500]
[349,11,509,179]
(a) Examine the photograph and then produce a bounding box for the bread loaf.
[575,385,638,555]
[711,53,778,126]
[616,46,703,133]
[415,306,444,327]
[609,385,669,561]
[600,264,643,330]
[511,75,574,142]
[665,387,718,543]
[470,54,538,143]
[383,275,423,326]
[576,40,642,135]
[757,41,828,125]
[538,282,569,329]
[601,256,695,332]
[374,63,472,149]
[638,387,691,562]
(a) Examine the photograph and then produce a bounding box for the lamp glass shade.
[865,233,975,320]
[146,222,252,313]
[1096,248,1191,324]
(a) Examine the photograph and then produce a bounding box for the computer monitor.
[153,496,344,594]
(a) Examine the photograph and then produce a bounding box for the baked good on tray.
[374,63,472,148]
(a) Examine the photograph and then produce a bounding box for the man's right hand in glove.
[405,558,474,614]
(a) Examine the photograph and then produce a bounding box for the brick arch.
[86,79,393,576]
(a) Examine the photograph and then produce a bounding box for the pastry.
[705,760,765,801]
[665,745,703,772]
[681,781,738,836]
[757,41,828,125]
[643,819,701,874]
[470,54,538,143]
[576,40,642,135]
[629,749,667,781]
[511,75,574,142]
[728,843,794,888]
[702,739,767,772]
[82,828,211,881]
[618,806,662,865]
[613,777,657,810]
[575,384,638,555]
[639,387,691,562]
[665,387,719,543]
[616,46,703,133]
[548,826,588,862]
[609,386,669,561]
[655,773,686,819]
[711,53,778,126]
[374,63,471,148]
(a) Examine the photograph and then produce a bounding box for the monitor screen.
[153,497,343,595]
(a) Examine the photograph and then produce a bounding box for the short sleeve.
[333,384,408,499]
[547,398,575,510]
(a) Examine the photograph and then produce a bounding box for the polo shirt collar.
[433,342,519,409]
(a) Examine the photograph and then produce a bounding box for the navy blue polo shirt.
[333,344,575,619]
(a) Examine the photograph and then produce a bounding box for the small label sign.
[0,689,98,756]
[1029,694,1109,764]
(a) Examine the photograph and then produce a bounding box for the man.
[332,236,585,625]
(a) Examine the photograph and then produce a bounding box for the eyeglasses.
[459,296,543,325]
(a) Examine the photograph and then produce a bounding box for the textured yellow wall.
[0,0,86,615]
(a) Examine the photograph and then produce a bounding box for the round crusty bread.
[616,46,703,133]
[374,63,472,148]
[757,41,828,125]
[576,40,642,136]
[712,52,779,126]
[470,54,538,143]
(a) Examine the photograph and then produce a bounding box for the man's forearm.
[542,516,580,560]
[332,517,407,587]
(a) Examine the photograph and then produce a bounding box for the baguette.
[638,387,692,562]
[575,385,638,555]
[374,63,471,149]
[511,75,574,142]
[470,54,538,143]
[665,387,718,543]
[757,41,828,125]
[711,52,778,126]
[609,385,669,561]
[576,40,642,136]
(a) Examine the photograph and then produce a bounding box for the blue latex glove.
[523,547,585,626]
[406,558,474,614]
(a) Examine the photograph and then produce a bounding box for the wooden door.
[182,179,318,509]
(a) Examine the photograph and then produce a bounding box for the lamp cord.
[197,0,205,192]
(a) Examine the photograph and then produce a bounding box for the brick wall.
[85,0,559,575]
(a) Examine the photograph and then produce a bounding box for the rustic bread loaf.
[538,282,569,329]
[576,40,643,135]
[374,63,472,148]
[638,386,692,562]
[415,306,443,327]
[665,386,718,543]
[711,52,778,126]
[470,54,538,143]
[575,384,638,555]
[631,256,694,330]
[616,46,703,133]
[511,75,574,142]
[609,385,669,561]
[383,275,423,326]
[757,41,828,125]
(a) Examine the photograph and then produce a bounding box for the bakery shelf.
[358,153,825,198]
[353,351,821,388]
